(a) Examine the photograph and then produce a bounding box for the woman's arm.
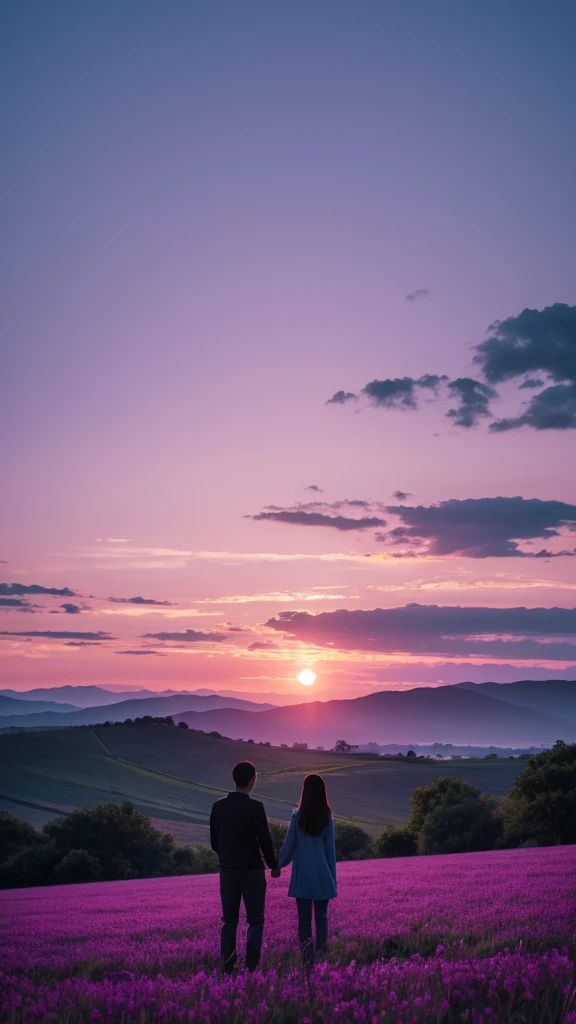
[324,814,337,885]
[278,812,298,868]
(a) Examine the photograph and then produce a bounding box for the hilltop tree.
[333,740,358,753]
[500,740,576,847]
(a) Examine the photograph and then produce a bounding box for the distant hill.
[456,679,576,726]
[0,694,80,716]
[0,685,198,707]
[174,685,573,748]
[0,684,316,708]
[0,692,276,729]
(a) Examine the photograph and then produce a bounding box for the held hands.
[271,866,281,879]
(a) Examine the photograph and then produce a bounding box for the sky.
[2,0,576,699]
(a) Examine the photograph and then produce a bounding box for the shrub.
[178,721,189,729]
[171,845,218,875]
[420,795,503,855]
[268,822,289,859]
[334,822,371,860]
[373,824,418,858]
[43,802,175,880]
[54,849,102,884]
[0,810,44,863]
[408,776,484,835]
[500,740,576,847]
[0,842,62,889]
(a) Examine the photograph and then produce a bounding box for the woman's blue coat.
[278,809,337,900]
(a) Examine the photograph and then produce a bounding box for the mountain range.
[0,692,276,729]
[171,683,575,748]
[1,680,574,748]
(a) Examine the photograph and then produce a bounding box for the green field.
[0,725,524,836]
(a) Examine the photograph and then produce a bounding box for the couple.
[209,760,337,972]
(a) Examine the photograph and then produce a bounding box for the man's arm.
[255,802,277,869]
[209,804,219,854]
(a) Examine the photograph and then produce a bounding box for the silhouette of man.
[210,760,280,972]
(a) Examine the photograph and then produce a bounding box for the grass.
[0,725,524,835]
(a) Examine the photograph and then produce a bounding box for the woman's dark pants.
[296,898,329,965]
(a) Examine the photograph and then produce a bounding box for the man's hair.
[232,761,256,787]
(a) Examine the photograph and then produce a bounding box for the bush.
[408,776,484,835]
[54,849,102,884]
[373,825,418,858]
[334,822,371,860]
[500,740,576,847]
[171,845,218,875]
[420,795,502,855]
[0,842,62,889]
[43,802,175,880]
[268,822,288,859]
[178,721,189,729]
[0,811,44,863]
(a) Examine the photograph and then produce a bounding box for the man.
[210,760,280,972]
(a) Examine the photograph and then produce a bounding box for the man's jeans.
[296,898,329,966]
[219,868,266,972]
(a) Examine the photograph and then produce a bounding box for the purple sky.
[2,1,576,697]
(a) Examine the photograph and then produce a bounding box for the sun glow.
[297,668,316,686]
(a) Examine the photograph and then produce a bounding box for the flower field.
[2,845,575,1023]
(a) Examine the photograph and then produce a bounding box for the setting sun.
[297,668,316,686]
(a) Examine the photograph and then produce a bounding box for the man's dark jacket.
[210,792,277,870]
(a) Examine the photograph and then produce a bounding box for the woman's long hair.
[298,773,331,836]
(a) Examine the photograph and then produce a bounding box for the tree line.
[1,741,574,889]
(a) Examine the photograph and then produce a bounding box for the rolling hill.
[173,685,573,747]
[0,692,275,729]
[0,724,524,836]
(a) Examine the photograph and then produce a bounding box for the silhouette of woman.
[278,773,337,965]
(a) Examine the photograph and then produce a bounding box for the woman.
[278,773,337,964]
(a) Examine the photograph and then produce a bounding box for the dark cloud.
[305,485,324,493]
[473,303,576,385]
[327,304,576,432]
[60,603,82,614]
[326,390,357,405]
[108,595,176,606]
[115,649,167,656]
[0,630,113,640]
[249,495,576,559]
[382,496,576,558]
[0,597,35,612]
[141,629,226,642]
[249,509,386,531]
[405,288,430,301]
[472,303,576,431]
[266,604,576,661]
[248,640,280,651]
[392,490,411,501]
[446,378,498,428]
[362,375,447,410]
[490,383,576,433]
[65,640,104,647]
[0,583,77,597]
